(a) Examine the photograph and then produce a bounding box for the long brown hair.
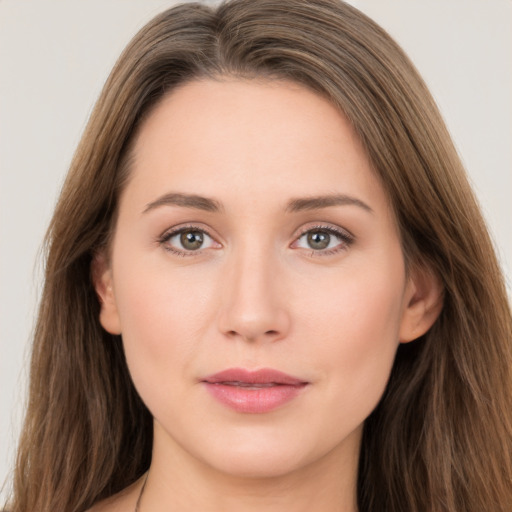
[8,1,512,511]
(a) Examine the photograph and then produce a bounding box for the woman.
[7,0,512,511]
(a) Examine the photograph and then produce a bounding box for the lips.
[202,368,308,413]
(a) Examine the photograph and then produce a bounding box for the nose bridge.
[218,236,289,343]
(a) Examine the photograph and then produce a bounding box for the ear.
[91,251,122,335]
[399,264,444,343]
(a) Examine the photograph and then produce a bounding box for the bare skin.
[90,78,442,511]
[88,477,145,512]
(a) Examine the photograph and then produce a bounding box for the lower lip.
[203,382,307,413]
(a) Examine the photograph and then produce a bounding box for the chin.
[188,422,353,480]
[204,444,313,480]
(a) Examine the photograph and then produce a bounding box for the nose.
[217,245,291,344]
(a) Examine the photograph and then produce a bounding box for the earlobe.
[91,251,122,335]
[399,265,444,343]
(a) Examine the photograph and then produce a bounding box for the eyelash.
[294,224,355,257]
[157,223,355,257]
[157,224,217,257]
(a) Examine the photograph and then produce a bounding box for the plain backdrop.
[1,0,511,501]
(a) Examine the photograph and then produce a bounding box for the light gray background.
[1,0,511,500]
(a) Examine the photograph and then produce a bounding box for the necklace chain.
[134,472,149,512]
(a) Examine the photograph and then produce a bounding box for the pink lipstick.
[202,368,308,413]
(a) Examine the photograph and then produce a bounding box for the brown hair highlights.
[8,1,512,511]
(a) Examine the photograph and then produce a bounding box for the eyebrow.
[143,192,372,215]
[143,192,223,213]
[285,194,373,214]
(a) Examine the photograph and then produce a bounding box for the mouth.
[202,368,308,413]
[210,381,290,388]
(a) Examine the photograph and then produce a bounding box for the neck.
[139,423,360,512]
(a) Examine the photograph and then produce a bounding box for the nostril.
[225,329,280,341]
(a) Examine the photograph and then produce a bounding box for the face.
[95,78,438,480]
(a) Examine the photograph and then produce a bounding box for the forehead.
[124,78,389,215]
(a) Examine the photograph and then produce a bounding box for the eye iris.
[180,230,204,250]
[307,231,330,250]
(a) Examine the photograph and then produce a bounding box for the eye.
[293,226,353,254]
[160,227,218,255]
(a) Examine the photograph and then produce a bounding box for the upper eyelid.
[160,222,352,237]
[160,223,216,239]
[294,223,354,240]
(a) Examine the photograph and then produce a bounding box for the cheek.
[296,256,405,417]
[111,255,219,402]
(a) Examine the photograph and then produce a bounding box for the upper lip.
[203,368,307,386]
